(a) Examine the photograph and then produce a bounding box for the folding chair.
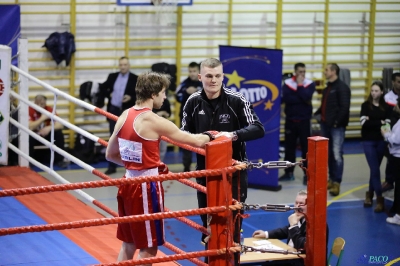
[327,237,345,266]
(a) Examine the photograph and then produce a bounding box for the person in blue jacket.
[280,63,316,185]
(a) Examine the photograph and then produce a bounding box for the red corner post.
[205,137,234,266]
[305,136,328,266]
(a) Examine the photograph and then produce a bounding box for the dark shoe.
[329,182,340,196]
[364,191,373,208]
[279,172,294,181]
[327,179,333,190]
[303,175,308,186]
[105,168,116,175]
[374,196,385,213]
[382,182,394,192]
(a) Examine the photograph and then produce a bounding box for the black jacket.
[268,221,307,250]
[176,77,203,121]
[43,32,76,66]
[315,78,351,127]
[181,86,265,172]
[99,72,138,112]
[268,220,329,254]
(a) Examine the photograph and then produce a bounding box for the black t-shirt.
[208,96,221,111]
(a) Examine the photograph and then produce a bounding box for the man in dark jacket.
[100,56,138,175]
[280,63,316,185]
[181,58,265,263]
[315,63,351,196]
[252,190,329,266]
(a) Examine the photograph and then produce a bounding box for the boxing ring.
[0,42,328,266]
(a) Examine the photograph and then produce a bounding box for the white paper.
[256,244,285,251]
[253,240,271,246]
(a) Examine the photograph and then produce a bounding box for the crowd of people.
[18,56,399,264]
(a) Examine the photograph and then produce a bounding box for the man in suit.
[100,56,138,175]
[252,190,329,266]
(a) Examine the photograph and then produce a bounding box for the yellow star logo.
[264,100,274,110]
[225,70,245,88]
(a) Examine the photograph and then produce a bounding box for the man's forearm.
[237,124,265,141]
[29,120,43,131]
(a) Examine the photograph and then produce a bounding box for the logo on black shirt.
[219,114,230,123]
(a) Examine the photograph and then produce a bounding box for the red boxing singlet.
[116,107,160,170]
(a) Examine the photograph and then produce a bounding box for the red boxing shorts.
[116,168,165,249]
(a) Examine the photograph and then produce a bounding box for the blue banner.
[0,5,21,66]
[219,45,282,190]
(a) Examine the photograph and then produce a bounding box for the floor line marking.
[327,184,368,207]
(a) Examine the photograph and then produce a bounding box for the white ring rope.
[10,118,96,173]
[8,142,98,207]
[49,93,58,169]
[10,91,100,145]
[11,65,97,112]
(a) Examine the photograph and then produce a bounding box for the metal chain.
[240,203,303,212]
[241,245,302,255]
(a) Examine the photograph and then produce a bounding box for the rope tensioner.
[240,203,303,212]
[245,160,305,170]
[241,245,302,255]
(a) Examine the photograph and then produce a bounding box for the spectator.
[381,72,400,192]
[315,63,351,196]
[279,63,316,186]
[28,95,69,168]
[360,81,391,212]
[381,97,400,226]
[175,62,202,172]
[99,56,138,175]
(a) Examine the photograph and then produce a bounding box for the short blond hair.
[200,58,222,70]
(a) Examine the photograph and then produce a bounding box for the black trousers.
[196,170,248,265]
[29,130,65,164]
[284,119,310,174]
[107,105,123,170]
[182,149,192,172]
[384,150,395,184]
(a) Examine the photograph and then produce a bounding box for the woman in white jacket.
[382,98,400,225]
